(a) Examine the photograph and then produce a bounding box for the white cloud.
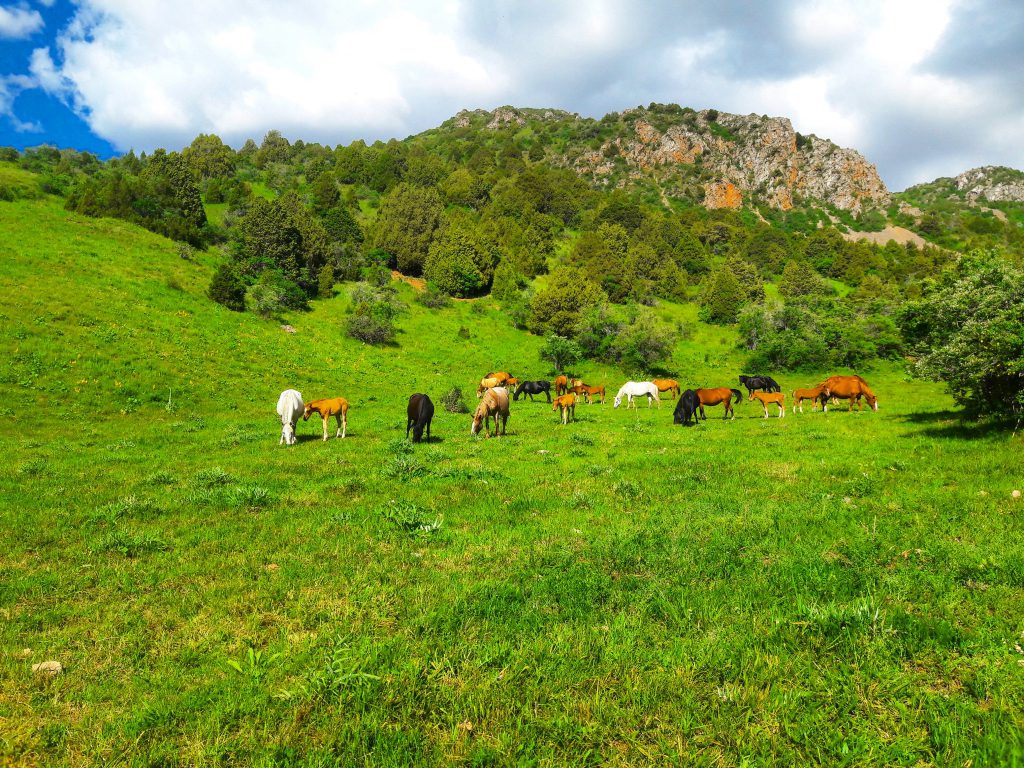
[0,73,41,131]
[0,4,43,38]
[15,0,1024,187]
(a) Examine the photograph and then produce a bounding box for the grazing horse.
[750,391,785,418]
[652,379,681,399]
[739,375,782,396]
[819,375,878,412]
[513,380,552,402]
[276,389,303,445]
[552,393,577,424]
[554,375,569,396]
[580,384,605,404]
[406,393,435,443]
[476,376,502,397]
[673,389,700,426]
[471,387,510,437]
[485,371,513,386]
[304,397,349,440]
[695,388,743,420]
[613,381,661,409]
[792,386,826,414]
[504,377,519,390]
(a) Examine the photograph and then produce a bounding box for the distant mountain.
[433,104,890,216]
[901,166,1024,206]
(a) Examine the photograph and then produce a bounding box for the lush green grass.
[2,198,1024,766]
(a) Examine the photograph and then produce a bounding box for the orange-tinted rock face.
[704,181,743,209]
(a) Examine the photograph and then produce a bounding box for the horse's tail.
[730,388,744,404]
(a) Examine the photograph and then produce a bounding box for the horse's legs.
[321,414,328,441]
[340,410,347,438]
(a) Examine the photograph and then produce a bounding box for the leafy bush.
[247,269,309,317]
[208,263,246,311]
[441,387,469,413]
[345,281,405,345]
[899,250,1024,420]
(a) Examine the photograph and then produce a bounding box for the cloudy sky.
[0,0,1021,190]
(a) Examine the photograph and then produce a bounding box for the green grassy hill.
[2,199,1023,765]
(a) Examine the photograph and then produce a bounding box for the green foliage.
[207,262,246,311]
[778,259,831,298]
[317,262,335,299]
[423,217,493,297]
[247,269,309,318]
[345,282,405,345]
[899,250,1024,419]
[370,183,443,275]
[699,268,747,324]
[528,267,606,338]
[182,134,236,180]
[538,334,583,373]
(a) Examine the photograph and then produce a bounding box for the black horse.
[673,389,700,426]
[513,380,552,403]
[739,374,781,396]
[406,393,435,443]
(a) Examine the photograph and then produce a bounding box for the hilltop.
[431,104,890,217]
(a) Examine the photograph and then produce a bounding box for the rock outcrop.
[954,166,1024,203]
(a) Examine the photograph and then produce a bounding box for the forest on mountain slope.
[1,103,1021,418]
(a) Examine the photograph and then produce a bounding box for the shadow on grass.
[898,409,1019,440]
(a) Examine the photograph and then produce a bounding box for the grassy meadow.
[2,197,1024,766]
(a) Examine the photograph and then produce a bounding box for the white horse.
[613,381,661,409]
[276,389,304,445]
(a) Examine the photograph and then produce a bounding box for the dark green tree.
[208,263,246,311]
[529,267,606,338]
[370,183,443,275]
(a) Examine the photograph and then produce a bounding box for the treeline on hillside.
[0,132,956,377]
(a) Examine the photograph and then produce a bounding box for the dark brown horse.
[695,388,743,420]
[406,393,434,443]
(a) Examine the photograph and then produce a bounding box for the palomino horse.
[739,375,781,396]
[406,393,434,443]
[471,387,510,437]
[513,380,552,402]
[304,397,349,440]
[554,375,569,396]
[613,382,661,409]
[819,375,878,412]
[552,393,577,424]
[673,389,700,426]
[652,379,681,399]
[580,384,605,404]
[276,389,303,445]
[750,391,785,418]
[695,388,743,420]
[792,386,826,414]
[476,376,502,397]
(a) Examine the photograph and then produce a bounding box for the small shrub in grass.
[382,455,427,479]
[226,647,281,684]
[226,485,271,508]
[276,637,379,704]
[380,500,443,535]
[416,283,452,308]
[97,528,168,557]
[145,470,175,485]
[193,467,232,487]
[441,386,469,413]
[457,325,471,340]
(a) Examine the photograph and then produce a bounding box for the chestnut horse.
[580,384,605,404]
[485,371,513,385]
[471,387,509,437]
[695,388,743,420]
[819,375,878,412]
[554,375,569,396]
[304,397,349,440]
[792,386,826,414]
[750,391,785,418]
[552,393,577,424]
[652,379,681,399]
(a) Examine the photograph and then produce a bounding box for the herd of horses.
[278,372,878,444]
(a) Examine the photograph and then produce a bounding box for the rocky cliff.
[445,105,891,214]
[571,107,889,214]
[954,166,1024,203]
